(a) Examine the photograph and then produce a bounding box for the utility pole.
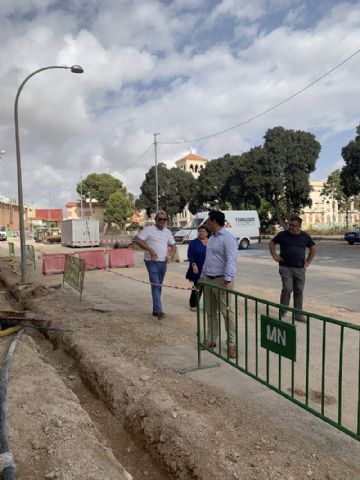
[80,174,83,218]
[88,191,93,216]
[48,192,51,225]
[154,133,160,212]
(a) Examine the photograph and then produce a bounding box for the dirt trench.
[0,256,360,480]
[0,260,169,480]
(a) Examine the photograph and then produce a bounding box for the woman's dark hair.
[198,225,209,235]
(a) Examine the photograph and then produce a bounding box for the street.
[235,240,360,313]
[2,237,360,314]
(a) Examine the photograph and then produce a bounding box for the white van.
[174,210,260,249]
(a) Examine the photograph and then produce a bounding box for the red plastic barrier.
[42,253,68,275]
[108,248,135,268]
[75,249,106,270]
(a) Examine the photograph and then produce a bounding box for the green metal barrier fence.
[196,282,360,441]
[8,242,15,256]
[25,244,36,269]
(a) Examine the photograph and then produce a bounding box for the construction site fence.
[197,282,360,441]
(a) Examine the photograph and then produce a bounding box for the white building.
[173,153,208,227]
[302,181,360,229]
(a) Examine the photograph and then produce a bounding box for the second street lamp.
[14,65,84,283]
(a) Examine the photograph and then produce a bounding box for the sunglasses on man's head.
[157,217,167,221]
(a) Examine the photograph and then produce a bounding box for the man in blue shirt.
[269,216,316,322]
[200,210,238,359]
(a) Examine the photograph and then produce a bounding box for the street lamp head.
[70,65,84,74]
[0,150,5,155]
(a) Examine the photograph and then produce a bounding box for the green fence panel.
[8,242,15,256]
[198,282,360,442]
[25,244,36,269]
[63,255,85,300]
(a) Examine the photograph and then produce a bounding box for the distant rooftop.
[175,153,207,163]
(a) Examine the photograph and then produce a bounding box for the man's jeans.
[279,266,306,312]
[145,260,167,314]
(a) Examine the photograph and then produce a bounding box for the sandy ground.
[0,244,359,479]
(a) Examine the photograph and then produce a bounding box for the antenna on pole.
[80,173,83,218]
[154,133,160,212]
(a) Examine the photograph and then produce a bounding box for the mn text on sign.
[260,315,296,361]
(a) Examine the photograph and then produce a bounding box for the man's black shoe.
[153,312,166,319]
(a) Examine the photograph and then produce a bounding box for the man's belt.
[206,275,224,279]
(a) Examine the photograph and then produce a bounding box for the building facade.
[302,181,360,229]
[65,200,104,228]
[174,152,208,227]
[175,152,207,179]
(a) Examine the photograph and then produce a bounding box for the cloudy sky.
[0,0,359,209]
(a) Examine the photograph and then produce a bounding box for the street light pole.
[153,132,160,212]
[14,65,84,283]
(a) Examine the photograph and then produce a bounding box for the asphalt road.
[236,240,360,313]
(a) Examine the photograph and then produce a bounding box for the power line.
[122,143,153,173]
[159,47,360,145]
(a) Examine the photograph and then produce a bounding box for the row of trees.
[76,124,360,231]
[137,126,321,229]
[137,124,360,230]
[320,124,360,228]
[76,173,134,229]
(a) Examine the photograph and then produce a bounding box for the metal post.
[14,65,83,283]
[48,192,51,224]
[80,177,83,218]
[154,132,160,212]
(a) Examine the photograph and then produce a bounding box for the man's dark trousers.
[279,265,306,311]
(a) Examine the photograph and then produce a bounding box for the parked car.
[344,228,360,245]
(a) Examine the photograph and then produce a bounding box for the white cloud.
[210,0,267,22]
[0,0,359,208]
[58,30,156,90]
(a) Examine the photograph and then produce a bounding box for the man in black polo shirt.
[269,216,316,322]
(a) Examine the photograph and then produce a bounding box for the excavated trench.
[33,330,172,480]
[0,278,172,480]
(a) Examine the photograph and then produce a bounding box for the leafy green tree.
[340,125,360,196]
[103,191,131,230]
[77,173,126,207]
[261,126,321,227]
[224,148,278,233]
[257,199,278,234]
[220,128,320,229]
[136,163,196,217]
[321,169,352,228]
[222,147,264,210]
[323,168,360,229]
[190,154,235,212]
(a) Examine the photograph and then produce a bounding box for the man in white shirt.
[135,211,176,319]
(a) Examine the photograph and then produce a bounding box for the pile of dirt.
[0,257,359,479]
